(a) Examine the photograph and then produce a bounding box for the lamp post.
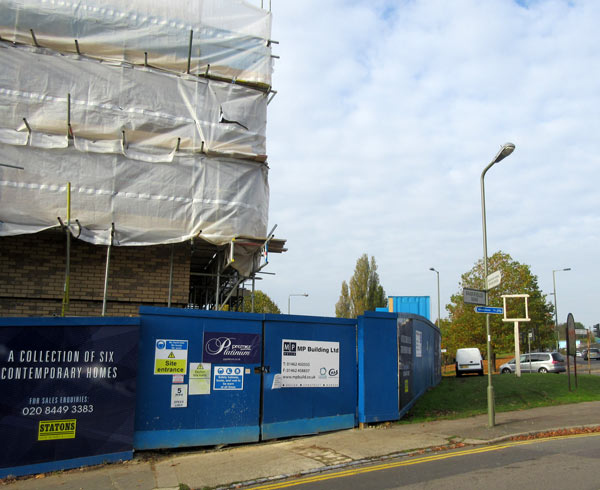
[429,267,440,326]
[552,268,571,350]
[481,142,515,428]
[288,293,308,314]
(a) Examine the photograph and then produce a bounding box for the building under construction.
[0,0,285,316]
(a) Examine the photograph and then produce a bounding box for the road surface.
[246,432,600,490]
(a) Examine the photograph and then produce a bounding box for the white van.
[455,348,484,377]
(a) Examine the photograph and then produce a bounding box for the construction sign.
[154,339,188,375]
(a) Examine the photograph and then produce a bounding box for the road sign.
[575,329,587,335]
[474,306,504,315]
[463,288,486,306]
[567,313,576,356]
[486,270,502,290]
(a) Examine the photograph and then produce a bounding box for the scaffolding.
[0,0,284,315]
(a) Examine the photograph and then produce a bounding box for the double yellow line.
[248,432,600,489]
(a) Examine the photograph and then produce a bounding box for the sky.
[250,0,600,327]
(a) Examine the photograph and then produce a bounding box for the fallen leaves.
[510,426,600,441]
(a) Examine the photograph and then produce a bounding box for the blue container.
[388,296,431,319]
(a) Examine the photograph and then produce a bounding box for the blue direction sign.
[474,306,504,314]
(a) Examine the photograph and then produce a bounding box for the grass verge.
[400,373,600,423]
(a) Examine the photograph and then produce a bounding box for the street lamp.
[481,142,515,428]
[552,268,571,350]
[429,267,440,326]
[288,293,308,314]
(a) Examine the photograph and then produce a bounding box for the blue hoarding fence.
[134,308,358,449]
[357,312,441,424]
[0,308,442,475]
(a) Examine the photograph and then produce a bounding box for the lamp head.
[492,142,515,164]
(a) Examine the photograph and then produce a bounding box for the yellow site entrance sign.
[154,339,188,375]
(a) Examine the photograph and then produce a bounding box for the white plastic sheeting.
[0,0,273,87]
[0,0,273,275]
[0,142,269,247]
[0,43,268,161]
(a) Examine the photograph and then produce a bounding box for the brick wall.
[0,231,190,317]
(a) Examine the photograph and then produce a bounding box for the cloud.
[257,0,600,325]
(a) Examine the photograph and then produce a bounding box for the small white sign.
[281,339,340,388]
[487,270,502,290]
[271,373,282,390]
[171,384,188,408]
[415,331,422,358]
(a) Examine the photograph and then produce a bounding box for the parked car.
[455,348,484,377]
[499,352,566,374]
[582,348,600,360]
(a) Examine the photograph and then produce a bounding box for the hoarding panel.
[0,318,139,477]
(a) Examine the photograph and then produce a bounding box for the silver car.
[582,348,600,360]
[500,352,566,374]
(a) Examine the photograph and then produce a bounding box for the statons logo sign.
[38,419,76,441]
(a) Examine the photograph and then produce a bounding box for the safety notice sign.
[213,366,244,390]
[154,339,188,375]
[189,363,211,395]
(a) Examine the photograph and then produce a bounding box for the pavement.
[3,401,600,490]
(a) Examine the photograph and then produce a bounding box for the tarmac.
[3,401,600,490]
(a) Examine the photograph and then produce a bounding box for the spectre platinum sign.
[203,332,261,364]
[281,339,340,388]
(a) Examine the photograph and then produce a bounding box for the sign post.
[588,329,592,375]
[501,294,530,378]
[566,313,576,390]
[528,331,533,372]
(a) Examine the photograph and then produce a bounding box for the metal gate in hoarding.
[261,314,357,440]
[134,307,357,450]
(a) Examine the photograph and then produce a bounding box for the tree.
[445,251,554,360]
[557,321,587,344]
[240,290,281,314]
[335,281,351,318]
[335,254,387,318]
